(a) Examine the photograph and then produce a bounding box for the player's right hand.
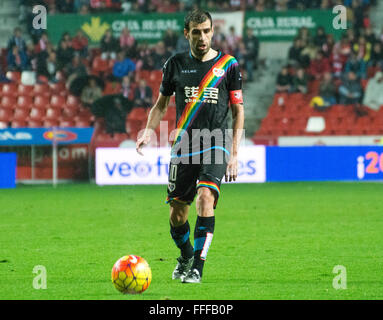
[136,133,151,156]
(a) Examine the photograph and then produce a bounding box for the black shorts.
[165,147,228,208]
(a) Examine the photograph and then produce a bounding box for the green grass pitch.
[0,182,382,300]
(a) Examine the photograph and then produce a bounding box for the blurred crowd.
[275,0,383,111]
[18,0,377,15]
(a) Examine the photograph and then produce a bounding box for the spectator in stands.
[121,75,133,99]
[339,71,363,105]
[176,33,190,53]
[313,26,327,48]
[81,77,103,107]
[56,39,74,72]
[363,71,383,110]
[134,79,153,109]
[353,35,372,62]
[243,27,259,82]
[119,27,136,55]
[7,27,26,53]
[368,42,383,68]
[152,41,171,70]
[6,45,28,72]
[322,34,335,58]
[100,29,119,60]
[163,29,179,53]
[121,0,133,13]
[72,29,89,57]
[56,0,75,13]
[0,64,11,83]
[35,32,51,54]
[112,51,136,80]
[36,49,59,83]
[66,54,88,83]
[344,52,367,79]
[300,40,319,68]
[226,26,241,55]
[319,72,337,107]
[79,3,90,14]
[288,37,304,66]
[74,0,90,12]
[309,51,331,80]
[276,66,292,93]
[212,25,226,52]
[291,67,309,94]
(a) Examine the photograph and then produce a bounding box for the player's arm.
[136,93,171,155]
[225,101,244,182]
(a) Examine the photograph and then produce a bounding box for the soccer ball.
[111,255,152,294]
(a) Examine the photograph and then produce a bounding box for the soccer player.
[136,9,244,283]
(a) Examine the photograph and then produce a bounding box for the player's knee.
[169,202,189,226]
[197,187,215,206]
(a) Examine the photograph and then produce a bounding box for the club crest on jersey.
[213,68,225,77]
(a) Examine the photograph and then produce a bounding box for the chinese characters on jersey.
[184,86,219,104]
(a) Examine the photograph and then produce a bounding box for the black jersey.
[160,50,242,153]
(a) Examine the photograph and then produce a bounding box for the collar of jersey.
[189,50,222,63]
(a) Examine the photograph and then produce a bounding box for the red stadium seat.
[2,83,17,97]
[59,119,75,127]
[51,95,66,109]
[0,109,13,121]
[6,71,21,83]
[17,84,34,97]
[17,96,33,109]
[75,119,91,127]
[13,108,30,121]
[62,107,78,118]
[92,56,110,75]
[49,82,66,95]
[11,120,27,128]
[43,119,60,128]
[28,120,43,128]
[29,108,46,121]
[66,95,80,108]
[33,83,50,97]
[34,95,50,109]
[45,108,62,120]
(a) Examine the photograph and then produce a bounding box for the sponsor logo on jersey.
[213,68,225,77]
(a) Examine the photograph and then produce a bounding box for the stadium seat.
[59,119,75,127]
[49,82,66,95]
[1,96,17,109]
[92,56,110,75]
[2,83,17,97]
[29,108,46,121]
[13,108,30,121]
[45,108,62,120]
[0,109,13,121]
[51,95,66,109]
[62,107,78,118]
[103,81,122,95]
[34,95,50,109]
[33,83,50,97]
[28,120,43,128]
[43,119,59,128]
[11,120,27,128]
[66,95,80,108]
[17,84,34,97]
[6,71,21,83]
[75,119,91,127]
[17,96,33,109]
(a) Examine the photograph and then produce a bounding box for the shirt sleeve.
[160,56,175,96]
[227,58,243,104]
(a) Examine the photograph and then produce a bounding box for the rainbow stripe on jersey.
[172,54,238,146]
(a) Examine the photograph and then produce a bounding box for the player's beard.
[193,42,211,59]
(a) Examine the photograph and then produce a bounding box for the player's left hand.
[225,155,238,182]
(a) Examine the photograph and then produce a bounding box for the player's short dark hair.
[184,9,213,31]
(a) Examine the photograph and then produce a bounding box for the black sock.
[192,216,215,277]
[170,221,194,259]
